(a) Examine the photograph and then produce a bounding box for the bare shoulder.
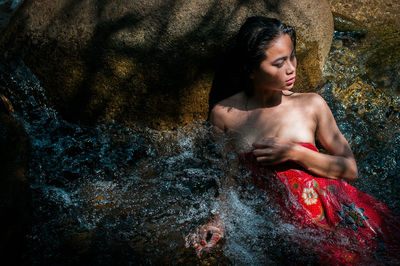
[294,93,338,130]
[289,92,328,109]
[209,92,246,130]
[289,92,324,101]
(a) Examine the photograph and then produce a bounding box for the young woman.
[210,17,357,182]
[186,17,399,264]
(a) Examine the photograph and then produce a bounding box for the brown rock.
[278,0,333,92]
[331,12,367,34]
[1,0,333,129]
[329,0,400,92]
[362,24,400,92]
[329,0,400,28]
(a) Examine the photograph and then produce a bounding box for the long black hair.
[235,16,296,96]
[208,17,296,114]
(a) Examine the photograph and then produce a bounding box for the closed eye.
[274,60,284,67]
[272,57,286,67]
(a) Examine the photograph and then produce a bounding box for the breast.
[232,107,317,146]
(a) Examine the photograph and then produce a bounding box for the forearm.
[289,144,358,182]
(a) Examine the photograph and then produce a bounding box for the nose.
[286,58,296,74]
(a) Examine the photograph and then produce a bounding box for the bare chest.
[226,105,317,147]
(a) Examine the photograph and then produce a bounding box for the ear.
[249,72,255,80]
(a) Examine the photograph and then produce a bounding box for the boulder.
[329,0,400,93]
[278,0,333,93]
[331,12,366,35]
[329,0,399,28]
[0,0,333,129]
[362,24,400,93]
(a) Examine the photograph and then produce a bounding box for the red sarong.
[240,143,400,265]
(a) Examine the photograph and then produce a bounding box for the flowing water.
[1,30,400,265]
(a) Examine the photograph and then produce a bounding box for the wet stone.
[0,11,399,263]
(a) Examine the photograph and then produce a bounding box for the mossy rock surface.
[1,0,333,129]
[329,0,400,93]
[331,12,366,35]
[329,0,399,29]
[362,25,400,93]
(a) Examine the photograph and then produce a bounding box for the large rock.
[329,0,400,93]
[329,0,399,28]
[0,0,333,129]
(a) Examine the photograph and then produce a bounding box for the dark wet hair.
[208,17,296,115]
[235,16,296,96]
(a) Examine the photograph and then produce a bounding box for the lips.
[286,76,296,84]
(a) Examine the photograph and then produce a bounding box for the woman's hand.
[185,217,224,257]
[252,137,295,165]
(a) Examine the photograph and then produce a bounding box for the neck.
[248,88,283,108]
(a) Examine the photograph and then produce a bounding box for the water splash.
[1,30,399,264]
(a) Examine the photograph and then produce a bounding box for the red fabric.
[240,143,400,265]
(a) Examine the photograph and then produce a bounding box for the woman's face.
[250,34,296,92]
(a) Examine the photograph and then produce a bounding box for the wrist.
[288,143,301,162]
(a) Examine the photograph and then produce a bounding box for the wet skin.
[210,34,357,182]
[187,34,358,256]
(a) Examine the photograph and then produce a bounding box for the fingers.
[186,230,223,257]
[200,226,223,246]
[185,232,204,257]
[204,225,223,236]
[252,137,276,148]
[185,233,200,249]
[252,141,292,165]
[204,232,222,248]
[191,231,223,257]
[252,147,275,162]
[252,141,272,149]
[252,148,272,157]
[195,245,203,257]
[186,221,224,257]
[255,156,274,165]
[254,154,287,165]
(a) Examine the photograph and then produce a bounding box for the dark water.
[1,30,400,265]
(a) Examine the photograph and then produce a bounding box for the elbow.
[334,157,358,183]
[345,163,358,183]
[347,169,358,183]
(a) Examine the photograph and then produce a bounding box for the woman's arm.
[290,142,358,182]
[253,94,358,182]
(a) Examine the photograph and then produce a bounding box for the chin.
[286,83,295,89]
[282,85,294,90]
